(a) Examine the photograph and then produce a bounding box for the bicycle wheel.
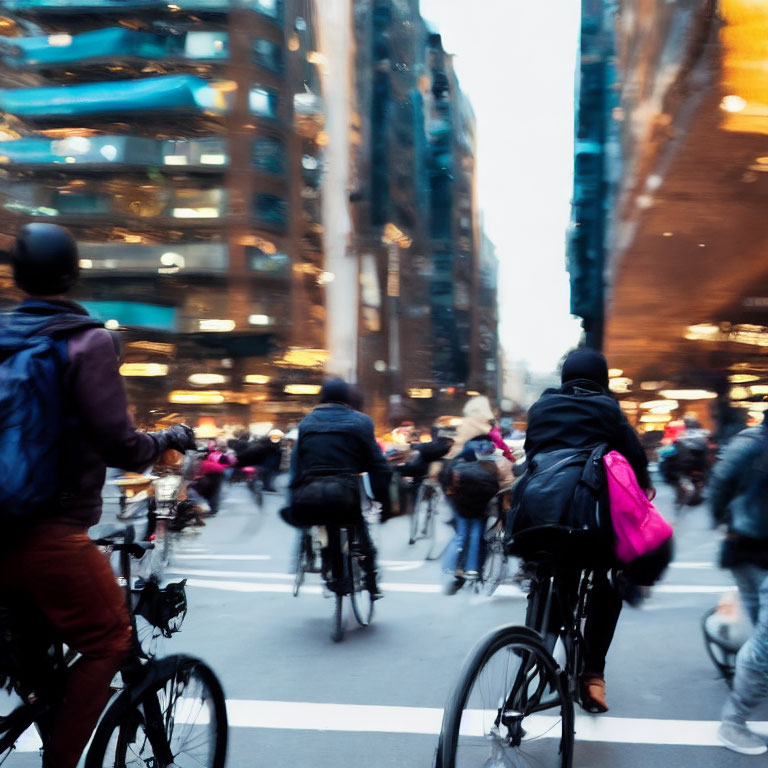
[293,534,310,597]
[408,483,423,545]
[438,625,573,768]
[425,489,453,562]
[349,537,374,627]
[86,655,227,768]
[483,541,508,597]
[482,528,508,597]
[332,593,344,642]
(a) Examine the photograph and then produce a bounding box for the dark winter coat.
[4,300,159,527]
[524,379,651,490]
[709,425,768,569]
[289,403,391,510]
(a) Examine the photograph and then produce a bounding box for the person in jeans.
[0,223,196,768]
[443,438,512,594]
[710,411,768,755]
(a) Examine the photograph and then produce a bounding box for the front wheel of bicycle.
[482,529,508,597]
[437,625,573,768]
[85,655,228,768]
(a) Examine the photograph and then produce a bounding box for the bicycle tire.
[482,535,508,597]
[85,654,227,768]
[293,536,310,597]
[349,541,374,627]
[701,607,736,687]
[437,624,573,768]
[425,488,452,562]
[408,483,423,545]
[332,593,344,643]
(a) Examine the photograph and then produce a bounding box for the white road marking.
[10,701,766,751]
[170,568,295,580]
[183,578,446,595]
[670,562,717,570]
[223,700,767,747]
[173,554,272,561]
[182,576,732,598]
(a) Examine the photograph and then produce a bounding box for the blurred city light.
[120,363,169,377]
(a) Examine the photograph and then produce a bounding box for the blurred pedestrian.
[710,411,768,755]
[447,395,496,459]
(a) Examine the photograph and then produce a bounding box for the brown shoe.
[580,677,609,713]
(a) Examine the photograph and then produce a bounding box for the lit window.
[199,319,235,332]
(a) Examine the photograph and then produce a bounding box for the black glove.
[151,424,197,454]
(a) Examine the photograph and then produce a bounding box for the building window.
[247,247,290,275]
[254,194,287,230]
[252,137,284,173]
[252,39,283,73]
[249,88,279,119]
[248,0,283,21]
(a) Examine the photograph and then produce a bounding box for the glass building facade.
[0,0,327,430]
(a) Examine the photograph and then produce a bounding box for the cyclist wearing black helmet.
[0,224,196,768]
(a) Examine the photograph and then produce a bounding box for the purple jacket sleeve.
[68,328,160,471]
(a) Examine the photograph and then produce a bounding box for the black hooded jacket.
[524,379,651,490]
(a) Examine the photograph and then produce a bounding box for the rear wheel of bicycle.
[408,483,423,545]
[332,593,344,642]
[483,528,508,597]
[438,625,573,768]
[293,535,311,597]
[86,655,227,768]
[349,544,374,627]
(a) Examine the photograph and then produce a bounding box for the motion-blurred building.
[350,1,498,425]
[568,0,768,437]
[0,0,500,431]
[0,0,327,430]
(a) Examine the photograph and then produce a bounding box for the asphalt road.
[4,474,767,767]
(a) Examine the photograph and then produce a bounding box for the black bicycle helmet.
[10,223,79,295]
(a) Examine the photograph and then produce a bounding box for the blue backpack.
[0,302,101,526]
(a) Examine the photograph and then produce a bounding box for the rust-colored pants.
[0,522,132,768]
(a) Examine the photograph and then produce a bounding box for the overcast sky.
[419,0,583,373]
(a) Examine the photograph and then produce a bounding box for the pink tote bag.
[603,450,673,563]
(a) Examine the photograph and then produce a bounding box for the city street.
[3,475,766,767]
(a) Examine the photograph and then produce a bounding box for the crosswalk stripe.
[173,554,271,561]
[12,701,761,752]
[181,575,731,598]
[223,700,766,747]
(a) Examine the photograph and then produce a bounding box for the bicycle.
[481,488,515,597]
[0,521,228,767]
[407,476,443,557]
[293,526,324,597]
[436,526,599,768]
[328,522,376,643]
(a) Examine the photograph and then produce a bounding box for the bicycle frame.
[498,562,593,720]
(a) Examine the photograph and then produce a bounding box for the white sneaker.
[718,722,768,755]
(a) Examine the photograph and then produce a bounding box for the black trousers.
[324,521,378,588]
[526,567,622,680]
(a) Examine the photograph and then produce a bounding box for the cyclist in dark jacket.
[0,224,196,768]
[289,378,390,597]
[523,347,655,714]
